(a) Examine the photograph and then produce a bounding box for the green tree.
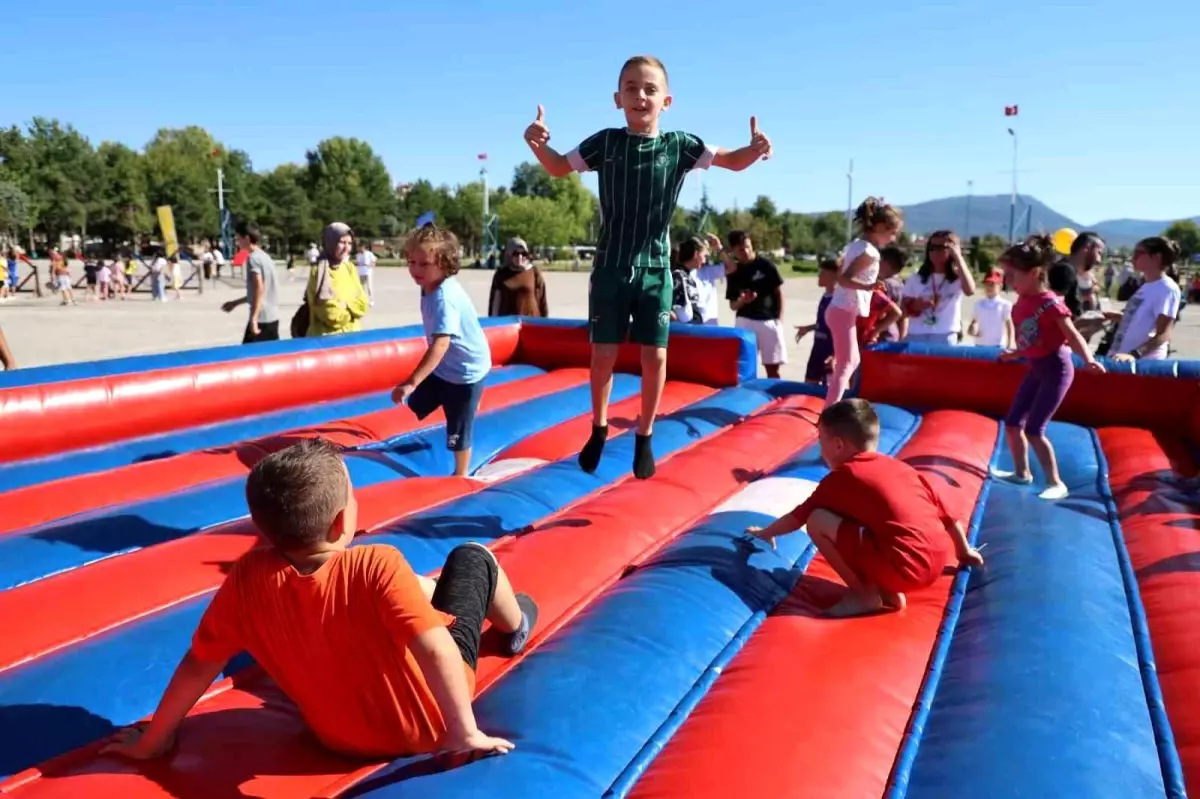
[305,137,393,236]
[395,179,449,231]
[91,142,152,243]
[0,181,30,240]
[20,118,100,241]
[509,162,595,243]
[259,163,314,252]
[1163,220,1200,264]
[143,126,225,241]
[496,195,574,247]
[511,162,555,198]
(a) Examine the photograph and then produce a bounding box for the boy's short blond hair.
[619,55,668,87]
[246,438,348,550]
[405,226,461,276]
[819,399,881,450]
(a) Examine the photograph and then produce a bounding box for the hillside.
[873,194,1197,248]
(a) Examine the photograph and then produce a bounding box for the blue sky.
[4,0,1196,224]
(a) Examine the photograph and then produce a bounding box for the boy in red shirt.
[856,289,902,346]
[747,399,984,617]
[105,438,538,761]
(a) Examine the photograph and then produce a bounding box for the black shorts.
[431,543,499,670]
[243,320,281,344]
[407,374,484,452]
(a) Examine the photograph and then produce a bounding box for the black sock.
[578,424,608,474]
[633,433,656,480]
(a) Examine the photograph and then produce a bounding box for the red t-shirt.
[791,451,952,586]
[1012,291,1070,358]
[856,290,892,345]
[192,544,470,758]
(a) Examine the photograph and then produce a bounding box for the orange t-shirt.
[191,544,473,758]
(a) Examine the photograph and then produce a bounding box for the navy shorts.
[407,374,484,452]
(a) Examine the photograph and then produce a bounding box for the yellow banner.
[156,205,180,259]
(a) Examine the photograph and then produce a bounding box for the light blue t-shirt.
[421,276,492,384]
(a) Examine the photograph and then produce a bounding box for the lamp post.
[966,179,974,239]
[1007,128,1018,244]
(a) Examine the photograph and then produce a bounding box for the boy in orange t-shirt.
[105,438,538,761]
[747,399,984,618]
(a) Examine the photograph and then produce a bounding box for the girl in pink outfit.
[823,198,903,407]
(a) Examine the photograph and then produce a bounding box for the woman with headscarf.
[488,237,548,317]
[306,222,370,336]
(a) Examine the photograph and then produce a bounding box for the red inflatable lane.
[0,368,582,537]
[1098,427,1200,797]
[9,394,823,799]
[628,410,997,799]
[0,382,707,675]
[859,351,1197,432]
[516,322,745,388]
[0,325,521,463]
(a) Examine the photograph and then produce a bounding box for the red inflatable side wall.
[514,323,745,388]
[0,325,520,463]
[859,351,1200,432]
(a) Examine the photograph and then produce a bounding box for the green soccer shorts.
[588,267,672,348]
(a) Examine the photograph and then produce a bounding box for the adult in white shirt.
[356,244,377,306]
[901,230,977,345]
[1107,237,1182,361]
[211,247,225,279]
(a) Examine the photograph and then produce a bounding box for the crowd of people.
[6,50,1192,782]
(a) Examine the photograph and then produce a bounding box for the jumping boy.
[524,55,772,479]
[746,399,984,617]
[392,227,492,478]
[104,438,536,761]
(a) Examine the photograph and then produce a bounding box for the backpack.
[290,302,309,339]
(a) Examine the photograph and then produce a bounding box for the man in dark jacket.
[1049,231,1105,339]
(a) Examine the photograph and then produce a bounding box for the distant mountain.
[870,194,1197,248]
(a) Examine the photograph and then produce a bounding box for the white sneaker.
[991,468,1033,485]
[1039,483,1069,501]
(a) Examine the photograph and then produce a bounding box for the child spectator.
[52,250,76,306]
[392,227,492,478]
[726,230,787,377]
[103,438,536,761]
[694,232,727,325]
[1106,236,1181,361]
[993,235,1104,501]
[856,288,902,347]
[169,255,183,301]
[670,236,707,324]
[356,241,378,306]
[523,54,772,480]
[83,258,100,300]
[746,398,985,618]
[968,269,1014,347]
[488,237,548,317]
[0,258,9,301]
[795,259,837,384]
[878,245,908,341]
[825,198,902,407]
[97,259,112,300]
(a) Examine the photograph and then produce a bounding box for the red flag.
[477,153,488,161]
[1004,105,1019,117]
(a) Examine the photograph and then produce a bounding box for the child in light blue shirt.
[392,227,493,476]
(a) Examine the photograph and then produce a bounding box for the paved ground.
[3,260,1197,379]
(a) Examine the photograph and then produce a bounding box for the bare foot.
[880,589,907,611]
[823,589,885,618]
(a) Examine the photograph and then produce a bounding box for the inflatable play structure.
[0,318,1196,799]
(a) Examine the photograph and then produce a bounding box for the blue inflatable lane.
[0,365,540,491]
[0,374,640,592]
[901,421,1166,799]
[342,405,920,799]
[0,383,778,779]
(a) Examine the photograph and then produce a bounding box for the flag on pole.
[477,153,488,161]
[1004,105,1019,117]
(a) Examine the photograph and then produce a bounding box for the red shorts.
[833,520,946,594]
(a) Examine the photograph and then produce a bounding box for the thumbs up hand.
[525,105,551,149]
[749,116,772,160]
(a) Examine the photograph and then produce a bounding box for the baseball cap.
[983,269,1004,285]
